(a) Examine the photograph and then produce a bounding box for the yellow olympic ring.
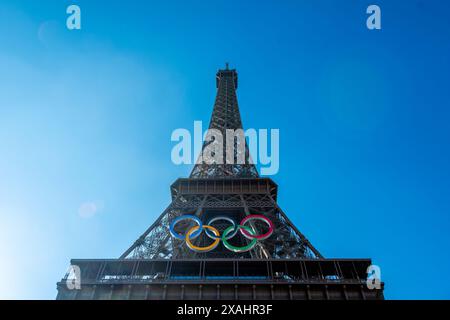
[185,225,220,252]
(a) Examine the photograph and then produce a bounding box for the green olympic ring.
[221,225,258,253]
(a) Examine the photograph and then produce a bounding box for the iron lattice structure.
[190,67,259,179]
[120,67,321,260]
[57,66,384,300]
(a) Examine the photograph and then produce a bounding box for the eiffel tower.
[56,66,384,300]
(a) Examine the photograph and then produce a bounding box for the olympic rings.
[169,214,274,253]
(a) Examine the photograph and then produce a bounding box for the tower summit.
[190,64,258,179]
[57,67,384,300]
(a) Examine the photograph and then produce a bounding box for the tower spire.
[190,67,258,178]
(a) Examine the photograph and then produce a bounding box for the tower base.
[56,259,384,300]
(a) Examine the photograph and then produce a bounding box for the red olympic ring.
[240,214,274,240]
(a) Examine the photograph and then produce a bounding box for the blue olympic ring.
[169,215,203,240]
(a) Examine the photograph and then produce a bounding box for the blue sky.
[0,0,449,299]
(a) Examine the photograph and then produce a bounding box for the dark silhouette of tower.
[56,66,384,300]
